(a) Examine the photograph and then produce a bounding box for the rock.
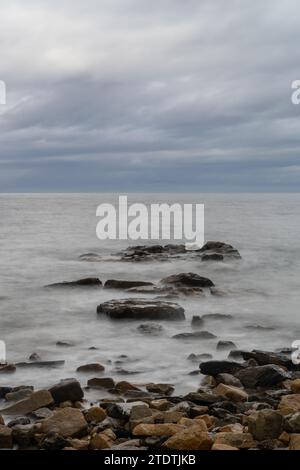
[217,423,244,433]
[285,412,300,433]
[215,374,243,388]
[236,365,290,388]
[7,417,31,427]
[31,407,53,420]
[29,352,41,361]
[239,350,298,370]
[137,323,164,335]
[76,363,105,373]
[67,438,90,450]
[85,407,107,424]
[97,298,185,321]
[90,431,115,449]
[56,341,74,347]
[104,280,153,289]
[214,384,248,403]
[191,316,204,328]
[202,313,233,320]
[197,241,241,260]
[115,381,141,394]
[160,273,214,288]
[173,331,217,340]
[40,432,69,450]
[183,392,223,406]
[164,411,186,424]
[132,423,184,438]
[278,394,300,415]
[46,278,102,288]
[217,341,236,351]
[16,360,65,368]
[163,427,213,450]
[11,424,38,448]
[291,380,300,393]
[0,363,16,373]
[0,425,13,448]
[87,377,115,389]
[146,383,174,396]
[248,410,284,440]
[119,244,186,262]
[214,432,255,449]
[244,325,275,332]
[5,387,34,402]
[1,390,53,415]
[289,434,300,450]
[0,387,13,399]
[49,379,83,405]
[200,361,245,376]
[212,443,239,450]
[40,407,88,438]
[150,400,172,412]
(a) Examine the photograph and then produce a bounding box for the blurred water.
[0,193,299,395]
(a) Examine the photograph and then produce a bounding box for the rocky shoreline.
[0,242,299,451]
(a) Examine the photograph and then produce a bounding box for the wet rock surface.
[97,298,185,320]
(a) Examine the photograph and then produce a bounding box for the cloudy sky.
[0,0,299,192]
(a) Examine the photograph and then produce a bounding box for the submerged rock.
[76,363,105,373]
[173,331,217,340]
[97,298,185,321]
[137,323,164,335]
[46,278,102,288]
[160,273,214,288]
[16,360,65,369]
[197,241,241,261]
[104,279,153,289]
[217,341,237,351]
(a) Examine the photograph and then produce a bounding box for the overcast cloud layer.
[0,0,300,192]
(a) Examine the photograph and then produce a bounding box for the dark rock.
[46,278,102,288]
[56,341,74,347]
[105,404,129,421]
[119,244,186,262]
[48,378,84,404]
[87,378,115,389]
[236,365,290,388]
[202,253,224,261]
[5,388,33,401]
[217,341,236,351]
[286,412,300,433]
[0,387,13,399]
[197,241,241,260]
[97,298,185,321]
[31,408,53,420]
[160,273,214,288]
[183,392,224,406]
[16,360,65,369]
[200,360,245,376]
[238,350,298,371]
[29,352,41,361]
[12,424,38,448]
[104,280,154,289]
[0,363,16,373]
[215,373,243,388]
[228,350,243,359]
[76,363,105,373]
[173,331,216,340]
[137,323,164,335]
[7,417,31,427]
[40,432,69,450]
[191,316,204,328]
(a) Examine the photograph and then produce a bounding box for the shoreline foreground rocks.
[1,348,300,450]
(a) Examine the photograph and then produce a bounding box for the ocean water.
[0,193,300,397]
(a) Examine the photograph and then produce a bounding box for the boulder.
[11,424,38,448]
[163,427,213,450]
[160,273,214,288]
[146,383,174,395]
[239,350,298,370]
[289,434,300,450]
[217,341,236,351]
[0,390,53,415]
[200,361,245,376]
[214,384,248,403]
[191,316,204,328]
[85,407,107,424]
[132,423,184,438]
[137,323,164,335]
[5,387,33,401]
[278,394,300,415]
[40,407,88,438]
[0,363,16,373]
[104,280,153,289]
[285,412,300,433]
[49,378,84,404]
[115,381,141,394]
[46,278,102,288]
[197,241,241,260]
[248,410,284,440]
[215,374,243,388]
[76,363,105,373]
[236,365,290,388]
[97,298,185,321]
[0,425,13,448]
[214,432,255,449]
[87,377,115,389]
[173,331,216,340]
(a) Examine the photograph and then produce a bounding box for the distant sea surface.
[0,193,300,394]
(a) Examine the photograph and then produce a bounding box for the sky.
[0,0,300,192]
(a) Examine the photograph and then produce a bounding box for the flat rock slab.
[173,331,217,340]
[1,390,53,415]
[97,298,185,321]
[40,407,88,438]
[104,280,154,289]
[46,278,102,288]
[16,360,65,368]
